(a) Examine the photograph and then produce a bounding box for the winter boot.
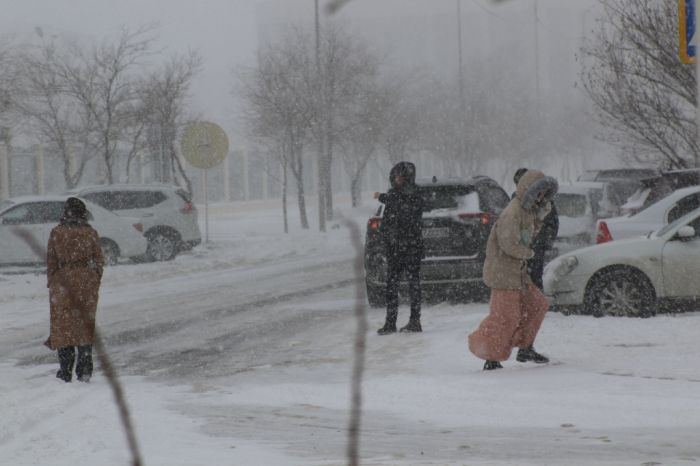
[399,319,422,333]
[377,322,397,335]
[516,346,549,364]
[56,370,72,382]
[377,310,398,335]
[483,360,503,371]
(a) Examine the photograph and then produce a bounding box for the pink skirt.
[468,284,549,362]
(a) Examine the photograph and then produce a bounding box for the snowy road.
[2,200,700,465]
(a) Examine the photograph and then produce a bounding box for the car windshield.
[656,207,700,237]
[554,193,587,218]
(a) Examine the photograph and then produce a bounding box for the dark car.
[364,176,510,307]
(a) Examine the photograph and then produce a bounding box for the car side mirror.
[676,225,696,240]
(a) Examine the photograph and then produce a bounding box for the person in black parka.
[512,168,559,290]
[374,161,424,335]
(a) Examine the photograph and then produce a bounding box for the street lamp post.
[314,0,327,232]
[457,0,468,165]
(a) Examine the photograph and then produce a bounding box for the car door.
[0,202,62,264]
[661,215,700,299]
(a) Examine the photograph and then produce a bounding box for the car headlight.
[551,256,579,277]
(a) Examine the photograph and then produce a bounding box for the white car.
[0,196,148,266]
[68,184,201,261]
[552,182,607,256]
[544,207,700,317]
[595,185,700,243]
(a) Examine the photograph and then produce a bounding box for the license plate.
[423,227,450,238]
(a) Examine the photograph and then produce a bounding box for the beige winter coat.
[46,221,104,349]
[482,170,545,290]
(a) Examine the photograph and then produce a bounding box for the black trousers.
[58,345,93,380]
[385,254,422,323]
[528,244,550,291]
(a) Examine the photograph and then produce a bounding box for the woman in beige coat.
[46,197,104,382]
[468,169,558,370]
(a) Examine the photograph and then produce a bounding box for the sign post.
[180,121,229,244]
[680,0,700,165]
[680,0,696,64]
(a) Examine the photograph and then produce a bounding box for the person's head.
[513,168,528,187]
[389,161,416,189]
[64,197,87,221]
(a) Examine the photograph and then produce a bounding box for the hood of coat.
[389,161,417,189]
[516,169,558,211]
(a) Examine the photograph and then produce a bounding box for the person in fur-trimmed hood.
[468,169,558,370]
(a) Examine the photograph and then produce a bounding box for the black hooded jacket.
[378,162,424,257]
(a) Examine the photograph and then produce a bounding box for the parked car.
[577,168,658,182]
[621,168,700,216]
[596,185,700,244]
[550,182,606,258]
[68,184,201,261]
[544,207,700,317]
[0,195,147,266]
[364,176,510,307]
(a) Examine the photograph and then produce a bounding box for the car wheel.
[146,231,178,262]
[584,269,656,318]
[100,239,119,266]
[366,282,386,308]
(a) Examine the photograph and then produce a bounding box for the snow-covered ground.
[1,197,699,465]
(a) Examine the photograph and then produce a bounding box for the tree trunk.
[350,175,361,208]
[296,177,309,230]
[290,145,309,230]
[282,159,289,234]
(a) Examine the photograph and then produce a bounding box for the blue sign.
[681,0,696,64]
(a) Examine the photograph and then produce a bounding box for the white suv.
[68,184,201,261]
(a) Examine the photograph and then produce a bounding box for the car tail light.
[132,222,143,233]
[367,217,382,231]
[596,221,613,244]
[180,202,195,214]
[457,212,491,225]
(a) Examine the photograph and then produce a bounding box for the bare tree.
[140,51,202,194]
[337,77,385,207]
[60,26,156,184]
[316,25,380,220]
[378,78,422,166]
[12,41,94,188]
[237,33,317,230]
[581,0,696,169]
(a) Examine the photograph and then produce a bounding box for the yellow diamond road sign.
[180,121,229,169]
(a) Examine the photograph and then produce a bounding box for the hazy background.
[0,0,614,203]
[0,0,602,140]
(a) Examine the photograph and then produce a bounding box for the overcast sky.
[0,0,599,141]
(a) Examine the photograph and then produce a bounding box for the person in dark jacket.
[373,161,424,335]
[46,197,104,383]
[512,168,559,290]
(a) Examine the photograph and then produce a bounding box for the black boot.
[75,345,93,383]
[483,360,503,370]
[57,347,75,382]
[377,309,398,335]
[399,319,422,333]
[516,346,549,364]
